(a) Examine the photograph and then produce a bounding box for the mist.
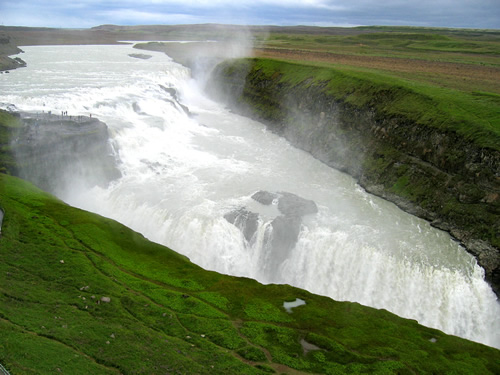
[1,43,499,349]
[132,25,257,88]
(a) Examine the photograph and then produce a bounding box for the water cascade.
[1,45,498,348]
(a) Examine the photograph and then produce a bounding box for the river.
[1,44,498,348]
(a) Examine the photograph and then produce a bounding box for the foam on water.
[1,45,498,348]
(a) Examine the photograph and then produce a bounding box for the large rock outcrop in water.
[225,191,318,281]
[7,111,120,194]
[208,58,500,296]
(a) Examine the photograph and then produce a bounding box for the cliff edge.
[0,110,120,194]
[207,58,500,296]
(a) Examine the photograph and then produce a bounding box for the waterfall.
[1,44,498,348]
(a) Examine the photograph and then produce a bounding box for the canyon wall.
[2,111,120,195]
[207,58,500,295]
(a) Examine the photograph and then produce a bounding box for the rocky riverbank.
[0,33,26,72]
[207,58,500,296]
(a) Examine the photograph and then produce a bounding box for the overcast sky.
[1,0,499,29]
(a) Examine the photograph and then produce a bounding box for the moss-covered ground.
[2,172,500,374]
[1,110,500,373]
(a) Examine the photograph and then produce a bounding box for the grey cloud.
[0,0,498,28]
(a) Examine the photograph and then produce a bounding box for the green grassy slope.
[227,57,500,152]
[1,175,499,374]
[1,109,500,373]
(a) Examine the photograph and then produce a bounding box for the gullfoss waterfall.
[0,45,498,348]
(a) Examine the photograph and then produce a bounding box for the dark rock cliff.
[207,59,500,296]
[7,111,120,195]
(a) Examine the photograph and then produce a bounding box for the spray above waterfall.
[0,44,498,349]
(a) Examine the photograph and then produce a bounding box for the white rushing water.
[1,45,499,348]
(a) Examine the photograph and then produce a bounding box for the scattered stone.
[430,338,437,343]
[80,286,89,291]
[59,260,65,264]
[106,341,110,345]
[110,333,115,339]
[270,215,302,249]
[251,190,318,216]
[200,334,206,338]
[100,296,111,303]
[159,85,191,116]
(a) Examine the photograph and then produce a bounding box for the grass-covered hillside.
[1,112,500,373]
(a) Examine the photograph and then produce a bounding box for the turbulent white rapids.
[1,45,499,348]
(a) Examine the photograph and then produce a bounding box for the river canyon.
[0,44,498,349]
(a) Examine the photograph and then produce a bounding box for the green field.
[255,26,500,105]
